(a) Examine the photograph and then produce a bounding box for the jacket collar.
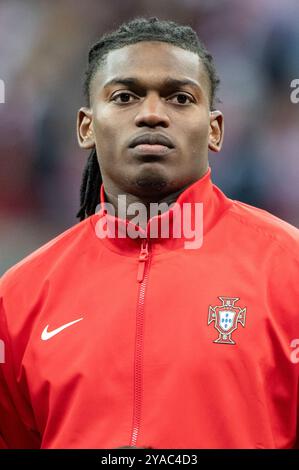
[90,167,232,256]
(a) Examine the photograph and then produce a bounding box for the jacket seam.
[228,204,299,261]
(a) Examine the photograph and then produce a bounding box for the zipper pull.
[137,240,149,282]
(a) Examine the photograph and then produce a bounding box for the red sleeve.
[0,284,40,449]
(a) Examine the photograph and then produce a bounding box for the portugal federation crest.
[208,297,247,345]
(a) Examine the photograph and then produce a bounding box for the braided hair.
[76,16,220,221]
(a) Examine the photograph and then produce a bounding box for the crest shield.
[208,297,246,345]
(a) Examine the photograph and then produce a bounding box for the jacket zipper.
[130,238,150,447]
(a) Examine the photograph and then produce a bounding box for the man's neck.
[102,183,191,229]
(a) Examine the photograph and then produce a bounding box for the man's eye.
[111,92,193,105]
[111,92,137,103]
[169,93,194,105]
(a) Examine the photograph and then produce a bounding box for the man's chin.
[135,175,168,193]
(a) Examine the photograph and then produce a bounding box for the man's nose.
[134,93,170,128]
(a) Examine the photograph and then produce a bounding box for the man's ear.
[77,107,95,149]
[208,110,224,152]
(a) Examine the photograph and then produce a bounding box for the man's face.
[78,41,223,198]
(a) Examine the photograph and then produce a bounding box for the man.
[0,17,298,449]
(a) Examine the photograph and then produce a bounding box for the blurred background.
[0,0,298,274]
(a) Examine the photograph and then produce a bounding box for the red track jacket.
[0,168,298,449]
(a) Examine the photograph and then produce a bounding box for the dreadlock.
[76,148,102,221]
[76,16,220,221]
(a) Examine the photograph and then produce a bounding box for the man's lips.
[131,144,174,155]
[128,132,175,149]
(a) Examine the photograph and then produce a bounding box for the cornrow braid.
[77,16,220,221]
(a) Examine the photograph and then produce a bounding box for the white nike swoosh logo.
[41,317,84,341]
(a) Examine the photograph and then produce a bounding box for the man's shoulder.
[0,216,93,289]
[227,199,299,258]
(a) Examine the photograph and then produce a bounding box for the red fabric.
[0,168,298,448]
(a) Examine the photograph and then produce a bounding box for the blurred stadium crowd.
[0,0,298,274]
